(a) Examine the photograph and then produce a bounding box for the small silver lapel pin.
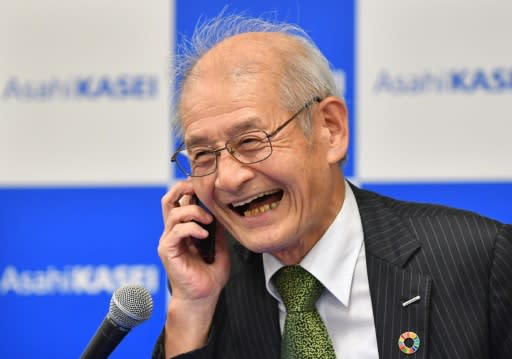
[402,295,421,307]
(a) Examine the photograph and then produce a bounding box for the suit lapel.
[353,186,432,359]
[224,243,281,359]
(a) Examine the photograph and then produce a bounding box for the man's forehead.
[180,56,281,121]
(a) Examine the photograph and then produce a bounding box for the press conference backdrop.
[1,0,510,358]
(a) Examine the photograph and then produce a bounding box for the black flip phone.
[191,196,216,264]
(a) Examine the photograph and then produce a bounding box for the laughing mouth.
[230,190,283,217]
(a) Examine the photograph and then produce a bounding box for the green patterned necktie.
[273,265,336,359]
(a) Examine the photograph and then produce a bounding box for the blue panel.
[175,0,355,177]
[361,182,512,224]
[0,187,167,358]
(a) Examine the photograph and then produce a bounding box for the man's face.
[179,35,345,263]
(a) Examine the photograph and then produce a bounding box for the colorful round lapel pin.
[398,331,420,355]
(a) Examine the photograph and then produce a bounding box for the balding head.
[172,14,340,138]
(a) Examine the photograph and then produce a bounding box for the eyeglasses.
[172,97,322,177]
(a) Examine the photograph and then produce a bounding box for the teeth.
[243,201,280,217]
[232,190,280,208]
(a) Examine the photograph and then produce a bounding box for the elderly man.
[153,13,512,359]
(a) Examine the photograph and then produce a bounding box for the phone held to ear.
[191,195,216,264]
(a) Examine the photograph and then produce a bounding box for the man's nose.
[214,151,254,191]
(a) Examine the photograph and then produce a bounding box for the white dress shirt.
[263,183,379,359]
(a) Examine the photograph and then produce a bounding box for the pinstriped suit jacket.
[153,185,512,359]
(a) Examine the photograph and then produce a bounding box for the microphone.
[80,284,154,359]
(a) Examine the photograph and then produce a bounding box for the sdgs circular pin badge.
[398,331,420,355]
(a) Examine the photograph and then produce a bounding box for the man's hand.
[157,180,230,357]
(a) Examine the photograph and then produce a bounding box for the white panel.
[357,0,512,181]
[0,0,172,185]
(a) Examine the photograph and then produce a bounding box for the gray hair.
[172,12,341,139]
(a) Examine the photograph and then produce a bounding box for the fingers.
[161,181,212,228]
[162,204,214,241]
[158,181,215,265]
[161,180,194,224]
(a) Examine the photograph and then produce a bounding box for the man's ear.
[317,97,349,164]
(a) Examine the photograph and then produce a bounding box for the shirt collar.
[263,182,364,307]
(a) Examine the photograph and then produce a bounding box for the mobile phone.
[191,195,216,264]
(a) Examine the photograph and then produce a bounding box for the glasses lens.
[175,148,217,177]
[229,131,272,163]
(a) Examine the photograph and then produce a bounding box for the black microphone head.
[108,284,154,330]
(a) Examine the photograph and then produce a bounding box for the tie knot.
[273,265,324,312]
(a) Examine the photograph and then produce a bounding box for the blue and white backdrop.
[1,0,511,357]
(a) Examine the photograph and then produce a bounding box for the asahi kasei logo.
[2,74,159,101]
